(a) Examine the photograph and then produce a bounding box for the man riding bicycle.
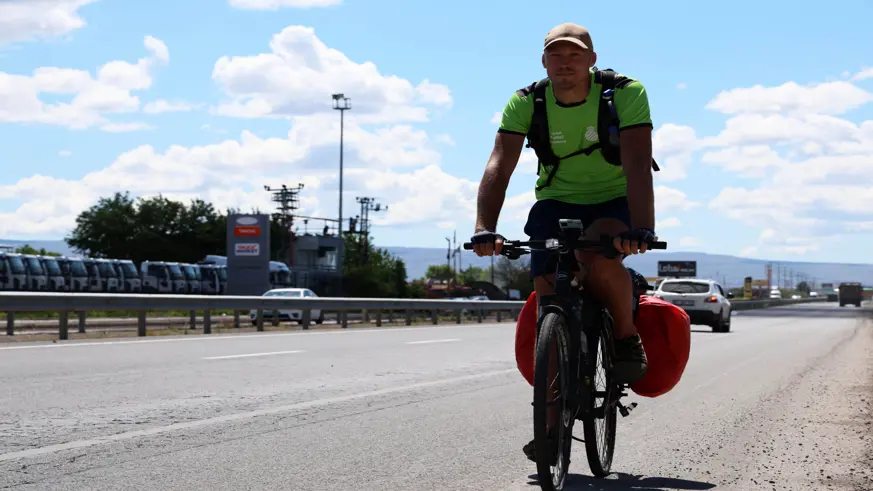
[469,22,658,460]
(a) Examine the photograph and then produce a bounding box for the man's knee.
[576,217,629,266]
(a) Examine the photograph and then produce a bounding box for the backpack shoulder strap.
[593,68,660,171]
[521,78,563,190]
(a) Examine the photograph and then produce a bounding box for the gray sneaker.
[612,334,648,384]
[523,436,558,465]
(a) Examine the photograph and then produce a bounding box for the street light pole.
[332,94,351,237]
[332,94,351,297]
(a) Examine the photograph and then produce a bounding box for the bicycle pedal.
[617,401,638,418]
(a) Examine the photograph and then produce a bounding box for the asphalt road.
[1,303,871,490]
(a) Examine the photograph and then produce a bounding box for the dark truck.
[838,282,862,307]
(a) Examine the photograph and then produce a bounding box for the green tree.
[494,255,534,299]
[796,281,810,294]
[341,232,413,298]
[66,192,230,264]
[425,264,455,281]
[14,244,61,257]
[460,265,489,284]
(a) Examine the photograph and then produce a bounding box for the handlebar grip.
[463,242,474,250]
[648,241,668,250]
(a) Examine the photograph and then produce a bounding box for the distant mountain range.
[3,238,872,288]
[384,247,873,288]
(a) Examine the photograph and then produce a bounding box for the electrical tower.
[264,183,305,264]
[353,197,388,264]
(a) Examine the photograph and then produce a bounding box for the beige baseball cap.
[544,23,593,51]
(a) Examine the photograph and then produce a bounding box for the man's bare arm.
[620,125,655,231]
[475,132,526,232]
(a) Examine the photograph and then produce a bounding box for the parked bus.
[39,256,67,291]
[140,261,173,293]
[111,259,142,293]
[198,264,221,295]
[0,253,27,291]
[20,254,48,291]
[180,263,202,294]
[56,256,90,292]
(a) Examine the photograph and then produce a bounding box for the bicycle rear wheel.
[532,311,575,490]
[581,324,617,477]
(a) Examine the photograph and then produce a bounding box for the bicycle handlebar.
[461,234,667,259]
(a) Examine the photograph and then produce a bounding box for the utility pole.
[332,93,351,297]
[264,183,304,264]
[445,237,452,274]
[332,94,351,239]
[354,196,387,264]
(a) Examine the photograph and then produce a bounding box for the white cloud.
[851,67,873,82]
[705,80,873,116]
[227,0,340,9]
[58,150,72,157]
[416,80,453,108]
[491,111,502,124]
[652,123,699,181]
[143,100,197,114]
[435,134,455,146]
[0,113,490,237]
[656,217,681,230]
[701,74,873,257]
[676,82,687,90]
[0,35,169,130]
[144,36,169,64]
[0,0,98,46]
[211,25,451,123]
[516,150,538,174]
[701,145,790,178]
[655,185,701,213]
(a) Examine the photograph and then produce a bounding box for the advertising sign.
[657,261,697,278]
[743,276,753,300]
[226,214,271,296]
[234,243,260,256]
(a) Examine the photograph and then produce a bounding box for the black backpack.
[518,68,660,191]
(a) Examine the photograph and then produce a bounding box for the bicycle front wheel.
[581,328,617,477]
[533,312,575,491]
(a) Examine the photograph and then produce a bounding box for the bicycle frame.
[533,219,616,418]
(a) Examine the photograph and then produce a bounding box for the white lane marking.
[0,368,517,463]
[203,350,304,360]
[0,323,511,351]
[405,338,461,345]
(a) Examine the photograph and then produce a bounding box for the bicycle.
[464,219,667,490]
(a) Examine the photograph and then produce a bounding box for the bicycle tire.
[533,312,574,490]
[581,324,617,477]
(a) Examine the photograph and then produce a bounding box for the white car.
[250,287,324,325]
[654,278,732,333]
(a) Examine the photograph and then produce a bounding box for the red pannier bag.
[514,292,691,398]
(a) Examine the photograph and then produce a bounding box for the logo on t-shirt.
[584,126,599,142]
[550,130,566,145]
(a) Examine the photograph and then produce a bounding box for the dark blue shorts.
[522,197,631,279]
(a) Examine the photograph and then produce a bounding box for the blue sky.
[1,0,872,263]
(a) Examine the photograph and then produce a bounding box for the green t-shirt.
[498,69,653,204]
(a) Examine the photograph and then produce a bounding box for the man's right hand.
[471,230,504,256]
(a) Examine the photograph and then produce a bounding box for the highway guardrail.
[727,297,829,311]
[0,292,526,340]
[0,292,831,341]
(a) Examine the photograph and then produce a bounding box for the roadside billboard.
[226,214,271,296]
[657,261,696,278]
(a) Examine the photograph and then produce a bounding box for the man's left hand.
[613,228,656,255]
